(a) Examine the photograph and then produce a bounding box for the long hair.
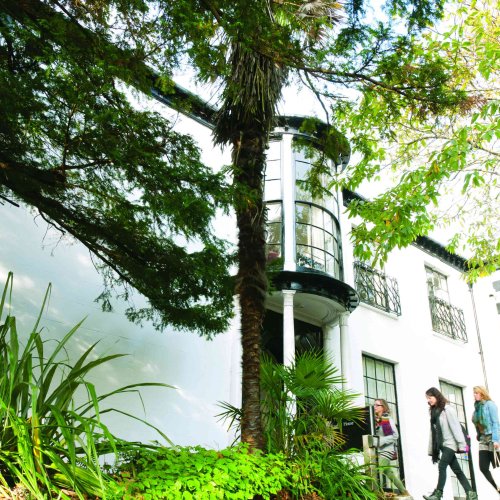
[426,387,447,410]
[375,398,390,414]
[473,385,492,401]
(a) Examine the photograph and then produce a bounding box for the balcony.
[353,262,401,316]
[428,296,468,342]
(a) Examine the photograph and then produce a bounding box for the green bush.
[218,351,379,499]
[109,444,318,499]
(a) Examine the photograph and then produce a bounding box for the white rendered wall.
[0,112,242,450]
[340,206,500,499]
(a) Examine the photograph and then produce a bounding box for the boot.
[466,492,478,500]
[423,490,442,500]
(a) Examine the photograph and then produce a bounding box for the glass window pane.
[312,227,324,248]
[267,141,281,161]
[295,160,310,181]
[325,254,334,275]
[324,232,333,252]
[296,204,310,224]
[266,244,281,260]
[376,381,388,400]
[312,249,325,271]
[311,206,324,228]
[297,247,313,268]
[264,179,280,200]
[293,148,307,163]
[367,377,376,396]
[375,361,386,381]
[296,224,310,245]
[385,365,394,383]
[266,223,281,245]
[365,358,375,378]
[266,159,281,180]
[267,203,281,223]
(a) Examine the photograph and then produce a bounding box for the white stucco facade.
[1,94,499,500]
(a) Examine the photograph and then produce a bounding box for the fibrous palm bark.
[214,41,286,449]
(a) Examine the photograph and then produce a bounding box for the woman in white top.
[373,399,411,497]
[423,387,477,500]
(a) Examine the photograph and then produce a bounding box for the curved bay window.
[266,202,282,261]
[294,146,342,280]
[296,202,341,278]
[263,134,343,279]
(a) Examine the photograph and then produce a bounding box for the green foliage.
[109,444,317,500]
[218,352,376,498]
[295,448,378,500]
[259,351,364,456]
[0,0,235,337]
[0,273,172,498]
[330,0,499,279]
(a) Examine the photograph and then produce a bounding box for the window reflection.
[295,202,340,278]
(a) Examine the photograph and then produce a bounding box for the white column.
[324,321,342,389]
[339,312,351,389]
[324,321,341,363]
[282,290,296,367]
[283,289,296,420]
[281,134,296,272]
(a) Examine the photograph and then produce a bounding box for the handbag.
[491,451,500,486]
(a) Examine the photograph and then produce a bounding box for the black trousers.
[437,446,472,492]
[479,449,499,490]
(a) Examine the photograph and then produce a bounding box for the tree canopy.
[332,0,499,280]
[1,0,497,345]
[0,0,236,337]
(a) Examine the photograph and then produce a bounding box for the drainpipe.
[469,283,488,390]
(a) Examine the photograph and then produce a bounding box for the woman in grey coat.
[424,387,477,500]
[373,399,411,497]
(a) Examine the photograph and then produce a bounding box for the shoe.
[423,490,442,500]
[466,492,478,500]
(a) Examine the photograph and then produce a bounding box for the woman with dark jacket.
[373,399,411,497]
[424,387,477,500]
[472,385,500,494]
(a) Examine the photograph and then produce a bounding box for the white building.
[0,85,499,500]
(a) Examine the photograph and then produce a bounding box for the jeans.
[437,446,472,492]
[479,449,498,490]
[379,455,407,494]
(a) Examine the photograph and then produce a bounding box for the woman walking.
[472,385,500,494]
[423,387,477,500]
[373,399,411,497]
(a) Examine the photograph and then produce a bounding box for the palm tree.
[214,40,286,450]
[213,1,342,450]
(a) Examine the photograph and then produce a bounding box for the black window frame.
[439,381,475,496]
[363,355,405,488]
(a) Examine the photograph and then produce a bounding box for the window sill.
[357,301,401,320]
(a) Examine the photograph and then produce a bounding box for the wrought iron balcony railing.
[353,262,401,316]
[428,295,468,342]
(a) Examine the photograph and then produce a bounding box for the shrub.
[218,351,379,499]
[0,272,171,498]
[109,444,319,499]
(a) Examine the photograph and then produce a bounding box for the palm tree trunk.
[214,41,286,450]
[233,133,267,450]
